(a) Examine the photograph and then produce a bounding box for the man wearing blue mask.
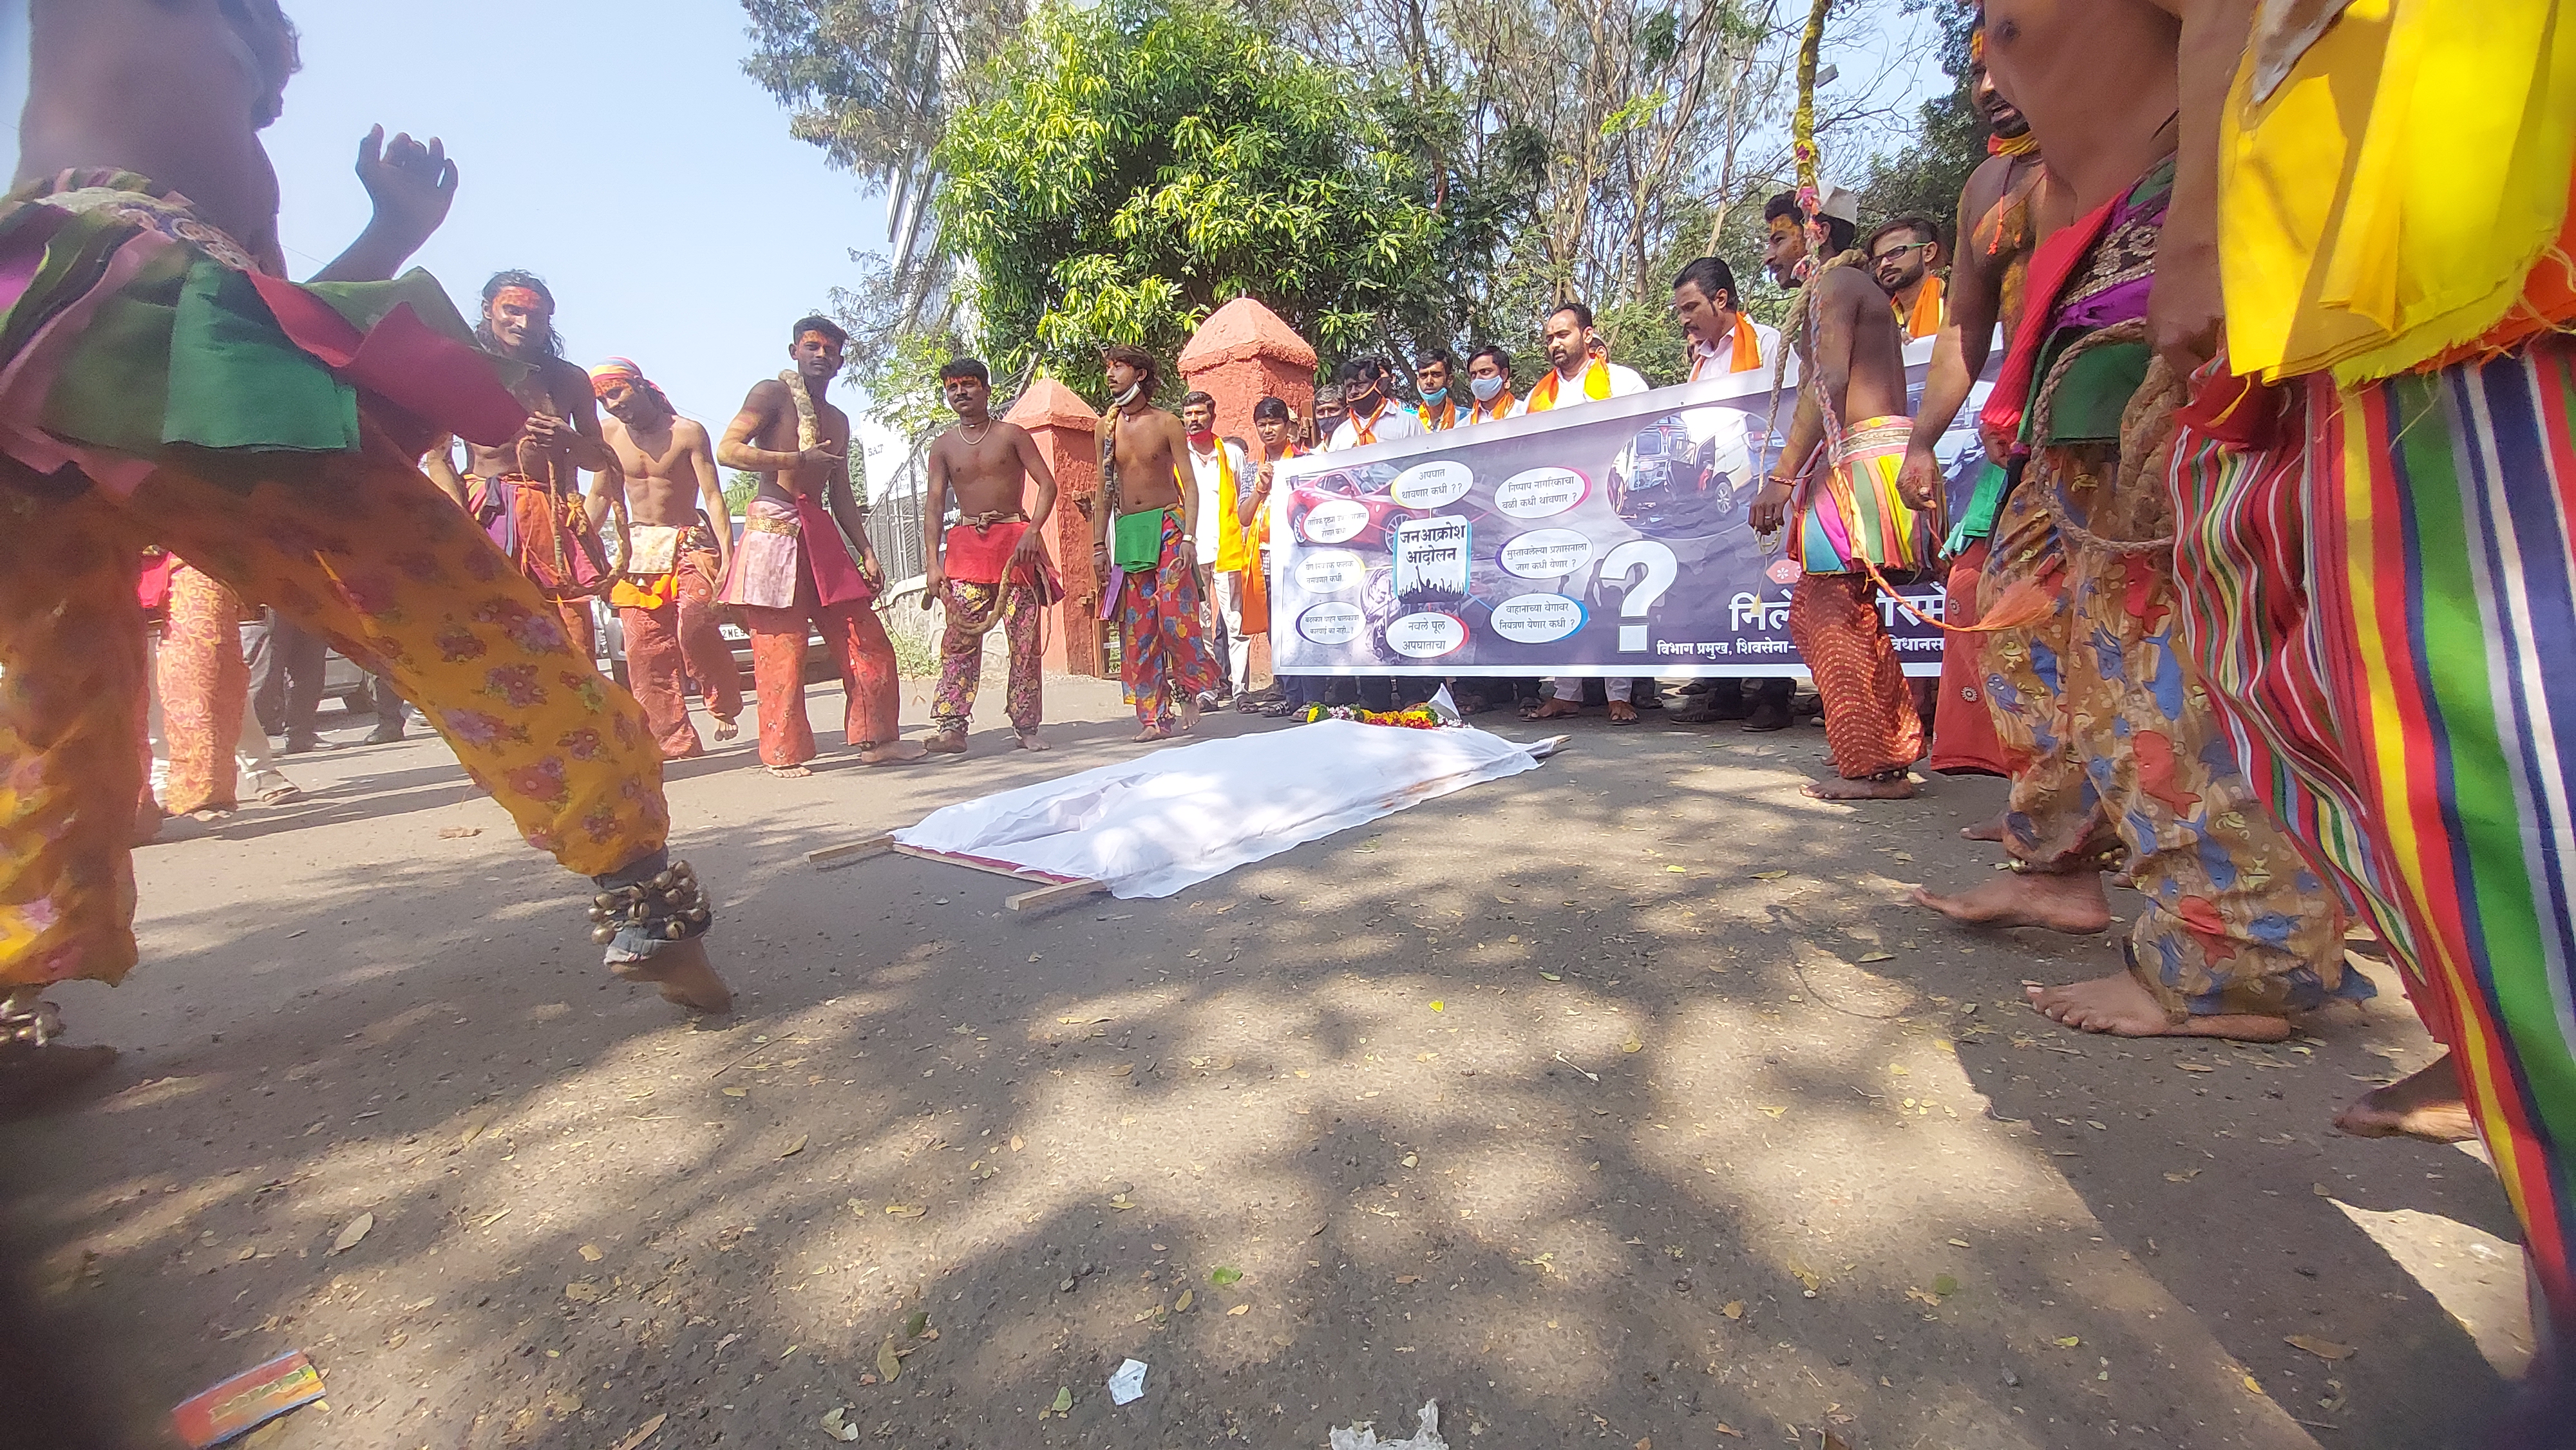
[1463,346,1517,424]
[1411,350,1461,431]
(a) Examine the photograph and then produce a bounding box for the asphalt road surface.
[0,673,2533,1449]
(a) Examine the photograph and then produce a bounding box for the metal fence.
[866,439,932,590]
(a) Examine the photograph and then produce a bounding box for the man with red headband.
[0,0,735,1073]
[920,357,1061,753]
[422,270,625,659]
[592,357,742,760]
[715,317,923,774]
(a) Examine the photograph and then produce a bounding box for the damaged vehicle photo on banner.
[1265,341,1990,679]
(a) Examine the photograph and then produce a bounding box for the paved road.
[0,674,2533,1449]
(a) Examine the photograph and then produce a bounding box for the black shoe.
[283,734,328,754]
[365,724,406,744]
[1743,700,1792,732]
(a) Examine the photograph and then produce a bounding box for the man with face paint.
[421,271,625,659]
[1463,346,1517,425]
[716,317,923,775]
[1094,344,1221,740]
[920,357,1061,753]
[592,357,741,760]
[1411,350,1461,431]
[1747,189,1929,798]
[0,0,738,1057]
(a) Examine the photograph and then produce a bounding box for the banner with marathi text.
[1265,338,1992,678]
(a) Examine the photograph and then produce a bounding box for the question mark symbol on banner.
[1598,539,1680,653]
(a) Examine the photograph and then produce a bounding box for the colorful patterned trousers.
[1116,515,1220,730]
[620,557,742,760]
[931,578,1044,737]
[741,578,903,768]
[2170,335,2576,1338]
[1983,444,2360,1020]
[1786,571,1922,778]
[0,426,669,990]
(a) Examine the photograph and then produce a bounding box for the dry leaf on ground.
[328,1212,373,1254]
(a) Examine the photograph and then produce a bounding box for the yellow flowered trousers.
[0,422,668,989]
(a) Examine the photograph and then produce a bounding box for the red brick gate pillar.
[1005,378,1109,678]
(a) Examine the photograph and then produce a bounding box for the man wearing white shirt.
[1518,302,1651,722]
[1325,358,1425,451]
[1508,303,1649,419]
[1667,257,1795,729]
[1180,391,1257,706]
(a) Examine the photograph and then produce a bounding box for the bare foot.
[858,740,929,766]
[1803,774,1917,801]
[1133,725,1171,742]
[2025,972,2291,1041]
[610,937,733,1013]
[1607,701,1640,724]
[1524,699,1583,720]
[1913,871,2112,934]
[764,763,812,778]
[1960,811,2007,842]
[712,719,740,743]
[1179,699,1202,734]
[2335,1053,2479,1142]
[923,730,969,755]
[1015,731,1050,752]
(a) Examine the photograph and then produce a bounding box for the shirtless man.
[1896,33,2053,798]
[421,272,623,657]
[920,357,1061,753]
[0,0,732,1041]
[1092,344,1218,740]
[1747,191,1927,801]
[715,316,923,775]
[1931,0,2358,1047]
[592,358,742,759]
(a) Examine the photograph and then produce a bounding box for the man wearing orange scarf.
[593,357,742,760]
[1464,346,1517,424]
[1866,216,1948,339]
[1519,303,1653,722]
[1666,256,1795,729]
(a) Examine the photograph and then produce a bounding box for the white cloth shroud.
[890,720,1546,898]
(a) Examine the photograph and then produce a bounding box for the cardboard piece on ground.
[172,1351,325,1449]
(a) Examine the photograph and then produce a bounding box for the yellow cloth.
[2218,0,2576,384]
[1898,274,1946,339]
[1523,358,1613,412]
[609,572,683,611]
[1209,443,1251,573]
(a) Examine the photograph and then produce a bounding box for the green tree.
[1853,0,1983,245]
[723,469,762,520]
[933,0,1494,401]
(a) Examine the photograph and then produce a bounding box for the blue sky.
[253,0,900,477]
[2,0,1941,481]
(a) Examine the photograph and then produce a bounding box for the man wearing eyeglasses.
[1866,216,1947,340]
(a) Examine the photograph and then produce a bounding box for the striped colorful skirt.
[2170,335,2576,1339]
[1798,415,1932,576]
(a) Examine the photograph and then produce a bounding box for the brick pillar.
[1179,299,1318,687]
[1005,379,1110,678]
[1179,297,1318,446]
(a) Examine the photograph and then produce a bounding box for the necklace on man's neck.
[958,415,992,445]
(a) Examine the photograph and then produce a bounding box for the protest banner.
[1265,338,1991,677]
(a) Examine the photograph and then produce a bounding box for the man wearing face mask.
[1410,349,1461,431]
[1325,358,1425,451]
[1463,346,1517,424]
